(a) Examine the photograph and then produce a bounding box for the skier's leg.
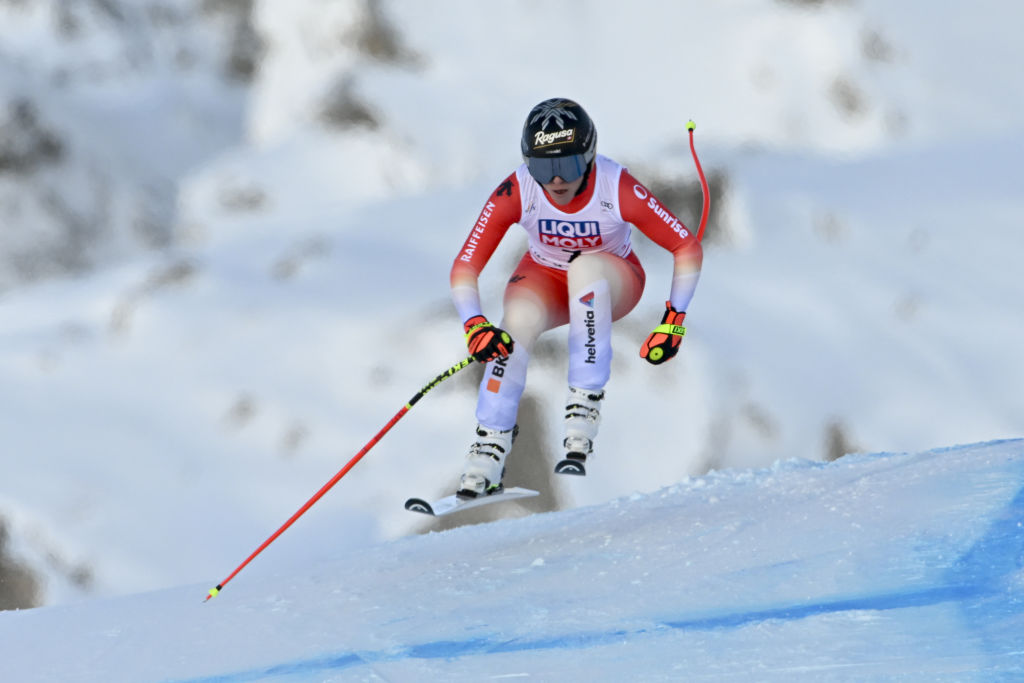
[561,252,645,467]
[566,251,645,389]
[474,254,567,428]
[460,254,568,496]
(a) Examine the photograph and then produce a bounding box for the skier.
[450,97,703,498]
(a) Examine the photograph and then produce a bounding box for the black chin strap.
[574,161,595,197]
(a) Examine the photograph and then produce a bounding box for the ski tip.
[554,459,587,476]
[404,498,435,515]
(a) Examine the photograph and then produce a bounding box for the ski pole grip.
[652,323,687,338]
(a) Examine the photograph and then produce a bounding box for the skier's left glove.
[640,302,686,365]
[464,315,514,363]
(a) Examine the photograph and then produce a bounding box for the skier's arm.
[620,170,703,365]
[450,174,522,324]
[618,170,703,313]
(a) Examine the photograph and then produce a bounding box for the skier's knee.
[567,252,607,280]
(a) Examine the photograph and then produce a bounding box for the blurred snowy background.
[1,0,1022,609]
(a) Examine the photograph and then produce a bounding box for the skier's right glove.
[640,302,686,365]
[464,315,514,363]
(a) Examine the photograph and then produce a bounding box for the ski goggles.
[524,153,590,185]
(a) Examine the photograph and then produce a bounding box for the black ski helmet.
[520,98,597,185]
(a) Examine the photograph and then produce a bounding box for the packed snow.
[2,440,1023,680]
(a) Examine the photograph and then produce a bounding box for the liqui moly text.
[538,219,603,249]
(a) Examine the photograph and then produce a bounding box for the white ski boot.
[457,424,517,498]
[555,386,604,476]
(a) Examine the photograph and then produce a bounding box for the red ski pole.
[205,356,476,601]
[686,119,710,242]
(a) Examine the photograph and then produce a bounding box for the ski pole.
[686,120,710,242]
[205,355,476,602]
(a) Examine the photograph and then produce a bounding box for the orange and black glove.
[464,315,514,363]
[639,302,687,365]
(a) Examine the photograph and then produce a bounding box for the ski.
[554,456,587,476]
[404,487,539,517]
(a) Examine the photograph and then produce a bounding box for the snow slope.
[1,439,1022,681]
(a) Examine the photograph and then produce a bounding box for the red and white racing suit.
[451,154,703,430]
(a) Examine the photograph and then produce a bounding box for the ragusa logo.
[534,129,575,147]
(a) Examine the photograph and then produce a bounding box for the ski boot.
[555,386,604,476]
[457,424,518,499]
